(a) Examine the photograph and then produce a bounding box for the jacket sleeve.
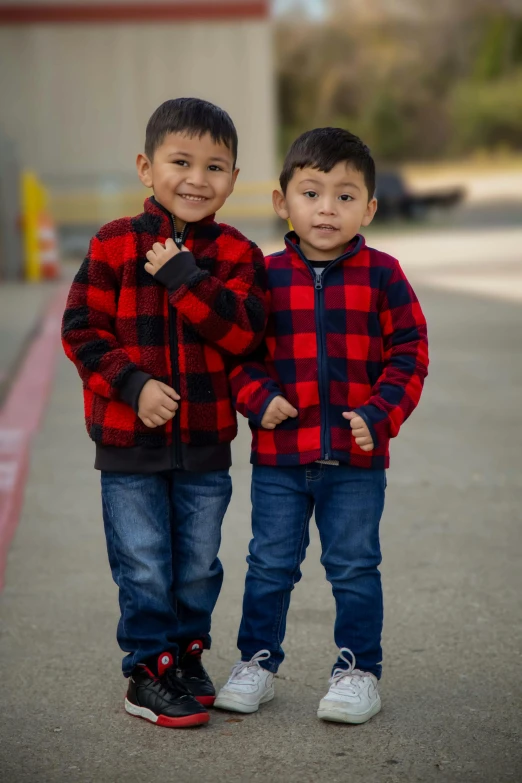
[228,341,283,427]
[61,234,151,408]
[355,260,429,447]
[153,241,268,358]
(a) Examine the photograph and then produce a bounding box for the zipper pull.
[315,274,323,291]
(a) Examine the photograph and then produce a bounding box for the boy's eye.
[339,194,354,202]
[304,191,318,199]
[174,160,189,167]
[208,165,223,172]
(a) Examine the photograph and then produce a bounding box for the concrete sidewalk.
[1,281,521,782]
[0,281,59,406]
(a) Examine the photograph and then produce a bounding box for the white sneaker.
[317,648,381,724]
[214,650,275,714]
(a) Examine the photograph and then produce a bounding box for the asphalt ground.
[0,228,521,783]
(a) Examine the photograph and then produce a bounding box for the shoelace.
[329,647,368,694]
[230,649,271,682]
[161,667,194,701]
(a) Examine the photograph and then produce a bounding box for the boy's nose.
[185,169,208,187]
[319,200,337,215]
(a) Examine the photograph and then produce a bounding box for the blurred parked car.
[375,170,465,221]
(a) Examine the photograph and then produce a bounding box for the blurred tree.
[276,1,522,161]
[451,70,522,152]
[474,14,512,79]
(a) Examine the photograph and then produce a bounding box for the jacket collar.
[144,196,216,237]
[283,230,365,265]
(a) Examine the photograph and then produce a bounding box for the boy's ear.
[272,189,290,221]
[136,153,153,188]
[361,197,378,227]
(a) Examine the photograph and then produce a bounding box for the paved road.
[1,260,522,782]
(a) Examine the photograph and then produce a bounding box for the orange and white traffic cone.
[37,212,61,280]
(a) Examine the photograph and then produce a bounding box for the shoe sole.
[317,696,381,725]
[125,698,209,728]
[213,687,275,714]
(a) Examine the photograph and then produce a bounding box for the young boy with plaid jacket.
[62,98,267,728]
[214,128,429,724]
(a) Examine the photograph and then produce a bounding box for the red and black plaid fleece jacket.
[62,197,267,463]
[230,232,428,469]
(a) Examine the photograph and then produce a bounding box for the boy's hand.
[138,379,180,428]
[343,411,374,451]
[145,238,187,276]
[261,396,298,430]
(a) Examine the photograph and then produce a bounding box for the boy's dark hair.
[145,97,238,165]
[280,127,375,198]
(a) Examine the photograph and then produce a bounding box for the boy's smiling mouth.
[179,194,209,202]
[313,224,339,232]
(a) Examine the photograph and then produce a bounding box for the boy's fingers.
[343,411,366,429]
[343,412,363,428]
[262,396,298,428]
[355,438,374,453]
[160,396,178,412]
[142,417,157,428]
[277,398,298,417]
[157,382,181,400]
[159,405,176,419]
[152,241,166,254]
[355,435,372,446]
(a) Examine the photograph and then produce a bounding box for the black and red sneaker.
[125,651,209,728]
[178,640,216,707]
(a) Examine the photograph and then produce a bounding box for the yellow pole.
[21,170,45,282]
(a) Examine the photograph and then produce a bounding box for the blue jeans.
[238,464,386,678]
[101,470,232,676]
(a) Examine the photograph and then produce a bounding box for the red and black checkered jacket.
[62,197,267,472]
[230,232,428,469]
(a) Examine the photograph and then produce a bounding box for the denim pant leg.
[101,472,178,676]
[313,466,386,679]
[170,469,232,648]
[238,466,314,673]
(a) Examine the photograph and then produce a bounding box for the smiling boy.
[62,98,267,728]
[214,127,429,724]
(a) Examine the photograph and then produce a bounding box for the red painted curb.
[0,284,68,589]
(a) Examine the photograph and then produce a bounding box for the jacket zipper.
[314,271,330,459]
[168,215,189,469]
[292,238,363,460]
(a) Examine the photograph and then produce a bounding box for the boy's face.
[273,163,377,261]
[137,132,239,229]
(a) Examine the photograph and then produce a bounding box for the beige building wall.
[0,18,276,186]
